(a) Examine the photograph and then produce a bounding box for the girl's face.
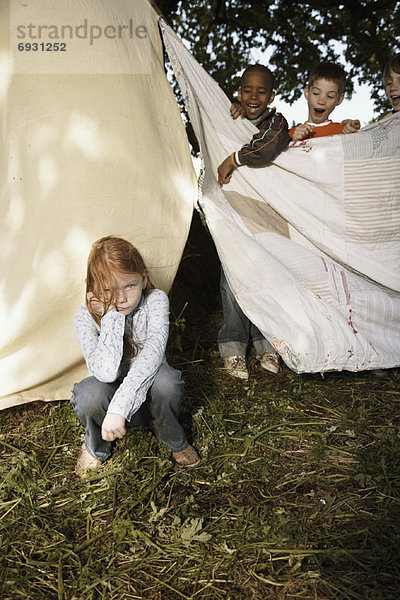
[106,271,148,316]
[385,70,400,111]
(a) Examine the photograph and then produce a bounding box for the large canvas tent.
[0,0,197,409]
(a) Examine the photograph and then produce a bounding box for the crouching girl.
[71,236,199,474]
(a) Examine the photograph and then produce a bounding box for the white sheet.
[161,19,400,373]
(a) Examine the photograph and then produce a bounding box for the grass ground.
[1,298,399,600]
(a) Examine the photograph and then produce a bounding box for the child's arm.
[341,119,361,134]
[218,155,236,186]
[107,289,170,421]
[217,112,290,186]
[74,305,125,382]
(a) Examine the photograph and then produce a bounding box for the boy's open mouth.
[391,94,400,106]
[246,103,263,117]
[246,103,260,111]
[314,108,325,114]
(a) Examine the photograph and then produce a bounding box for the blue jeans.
[218,269,276,358]
[70,363,188,461]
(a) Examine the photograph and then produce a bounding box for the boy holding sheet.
[217,65,290,379]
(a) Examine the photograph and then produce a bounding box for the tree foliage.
[157,0,400,112]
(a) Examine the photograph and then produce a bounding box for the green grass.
[1,309,399,600]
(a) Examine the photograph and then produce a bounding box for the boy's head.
[238,65,275,120]
[383,53,400,111]
[304,62,346,124]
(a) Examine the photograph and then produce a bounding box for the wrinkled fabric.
[161,18,400,373]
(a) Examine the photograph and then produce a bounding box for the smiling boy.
[216,65,291,379]
[217,65,291,187]
[290,62,360,141]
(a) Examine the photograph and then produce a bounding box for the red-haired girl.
[71,236,199,473]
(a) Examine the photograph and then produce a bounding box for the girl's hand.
[87,292,116,317]
[291,122,315,141]
[341,119,361,134]
[230,103,245,119]
[101,413,126,442]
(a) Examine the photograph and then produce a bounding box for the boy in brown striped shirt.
[217,65,290,379]
[217,65,291,187]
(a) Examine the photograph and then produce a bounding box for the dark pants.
[71,363,188,461]
[218,269,275,358]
